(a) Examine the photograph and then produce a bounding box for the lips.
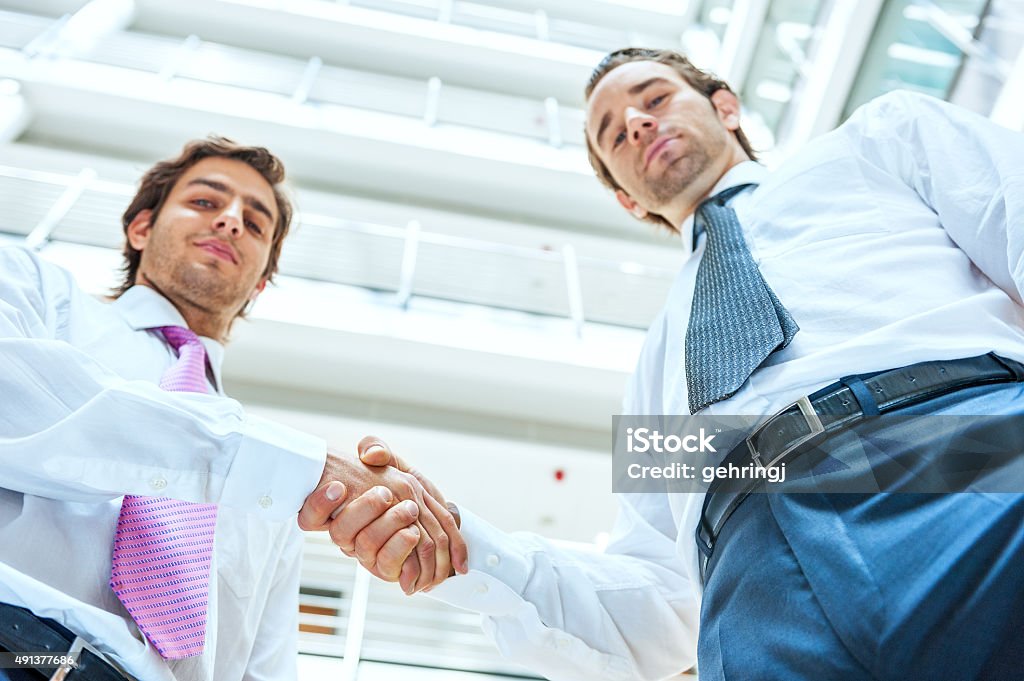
[644,136,675,169]
[195,238,237,264]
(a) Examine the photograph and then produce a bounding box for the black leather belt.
[696,353,1024,584]
[0,603,134,681]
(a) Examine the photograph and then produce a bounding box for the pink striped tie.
[110,326,218,659]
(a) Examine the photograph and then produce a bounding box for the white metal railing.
[339,0,651,50]
[3,10,587,148]
[0,164,674,331]
[299,532,540,677]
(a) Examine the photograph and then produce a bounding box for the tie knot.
[156,325,202,352]
[692,182,759,251]
[707,182,758,208]
[153,326,210,393]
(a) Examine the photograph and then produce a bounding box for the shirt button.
[258,495,273,509]
[486,554,500,568]
[149,476,167,491]
[474,583,489,595]
[557,637,571,649]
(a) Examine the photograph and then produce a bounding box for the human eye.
[612,129,627,148]
[246,220,264,236]
[647,94,667,109]
[192,197,214,208]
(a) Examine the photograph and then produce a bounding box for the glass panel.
[949,0,1024,116]
[697,0,737,43]
[842,0,988,119]
[740,0,829,138]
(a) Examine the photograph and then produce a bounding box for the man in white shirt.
[317,49,1024,679]
[0,137,464,681]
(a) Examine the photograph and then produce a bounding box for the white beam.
[132,0,602,105]
[780,0,885,152]
[53,0,135,57]
[717,0,771,91]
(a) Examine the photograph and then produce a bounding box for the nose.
[212,197,244,237]
[625,107,658,147]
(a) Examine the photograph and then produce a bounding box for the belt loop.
[840,375,880,416]
[989,353,1024,382]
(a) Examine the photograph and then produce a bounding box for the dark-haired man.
[0,137,463,681]
[322,49,1024,680]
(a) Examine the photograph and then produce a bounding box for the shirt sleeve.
[0,246,326,519]
[846,90,1024,303]
[242,524,303,681]
[427,500,699,681]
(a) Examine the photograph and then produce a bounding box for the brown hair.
[114,136,293,314]
[584,48,757,232]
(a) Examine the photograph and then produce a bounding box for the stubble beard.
[642,126,729,207]
[143,229,250,319]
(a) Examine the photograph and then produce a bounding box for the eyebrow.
[186,178,275,224]
[594,77,673,149]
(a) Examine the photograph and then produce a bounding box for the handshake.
[297,436,468,594]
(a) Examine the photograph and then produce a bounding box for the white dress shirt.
[0,246,327,681]
[430,90,1024,680]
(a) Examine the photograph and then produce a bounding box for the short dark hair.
[114,136,293,314]
[585,48,757,232]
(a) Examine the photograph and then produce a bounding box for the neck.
[137,275,233,342]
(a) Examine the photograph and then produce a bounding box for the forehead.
[593,61,688,114]
[174,156,278,220]
[586,61,691,136]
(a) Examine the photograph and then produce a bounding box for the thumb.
[358,435,395,467]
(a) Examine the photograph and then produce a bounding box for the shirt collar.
[111,286,226,392]
[679,161,769,252]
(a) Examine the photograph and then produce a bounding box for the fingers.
[376,526,421,581]
[399,551,421,595]
[410,510,438,592]
[327,486,394,552]
[349,499,419,568]
[423,491,468,576]
[297,480,347,532]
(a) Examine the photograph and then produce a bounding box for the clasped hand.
[298,436,466,594]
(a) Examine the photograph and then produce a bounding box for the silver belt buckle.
[746,395,825,471]
[48,636,85,681]
[49,635,131,681]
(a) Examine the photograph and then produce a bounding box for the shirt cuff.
[427,507,532,616]
[219,412,326,520]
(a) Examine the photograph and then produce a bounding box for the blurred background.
[0,0,1021,678]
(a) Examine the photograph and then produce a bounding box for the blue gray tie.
[684,183,798,413]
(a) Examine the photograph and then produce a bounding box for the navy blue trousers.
[698,383,1024,680]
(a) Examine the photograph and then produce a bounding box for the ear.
[249,277,267,301]
[709,89,742,131]
[615,189,648,220]
[126,209,154,251]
